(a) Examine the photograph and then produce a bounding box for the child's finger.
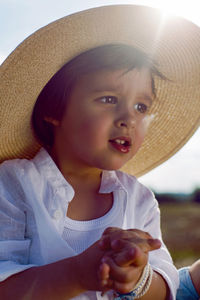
[101,256,136,283]
[98,262,114,293]
[113,247,136,267]
[99,227,121,250]
[98,236,111,250]
[102,227,120,236]
[111,237,161,253]
[129,245,148,267]
[113,279,136,295]
[98,262,110,283]
[126,229,153,239]
[99,228,161,253]
[147,238,162,250]
[111,243,148,267]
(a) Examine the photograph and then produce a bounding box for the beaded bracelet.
[114,263,153,300]
[131,263,150,295]
[135,264,153,298]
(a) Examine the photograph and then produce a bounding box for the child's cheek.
[79,116,106,141]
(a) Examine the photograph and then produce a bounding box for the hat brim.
[0,5,200,176]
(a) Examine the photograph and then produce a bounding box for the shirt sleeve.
[119,171,179,300]
[0,161,36,281]
[142,193,179,300]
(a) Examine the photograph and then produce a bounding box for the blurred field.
[159,202,200,268]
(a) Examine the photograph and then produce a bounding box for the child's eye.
[99,96,117,104]
[134,103,148,114]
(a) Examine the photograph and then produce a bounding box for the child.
[176,259,200,300]
[0,4,199,300]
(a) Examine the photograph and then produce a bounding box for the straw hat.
[0,5,200,177]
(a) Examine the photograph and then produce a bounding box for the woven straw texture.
[0,5,200,177]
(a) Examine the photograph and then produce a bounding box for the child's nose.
[115,112,136,129]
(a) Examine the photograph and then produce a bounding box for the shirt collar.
[99,170,126,193]
[32,148,126,196]
[32,148,74,200]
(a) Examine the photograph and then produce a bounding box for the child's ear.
[44,116,60,126]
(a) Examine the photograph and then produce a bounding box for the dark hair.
[32,44,164,149]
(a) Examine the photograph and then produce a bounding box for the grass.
[159,202,200,268]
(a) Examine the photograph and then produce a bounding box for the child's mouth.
[109,137,131,153]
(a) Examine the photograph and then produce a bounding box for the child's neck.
[63,170,113,221]
[64,168,102,193]
[50,148,102,191]
[50,150,113,221]
[66,187,113,221]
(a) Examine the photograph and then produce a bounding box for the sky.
[0,0,199,193]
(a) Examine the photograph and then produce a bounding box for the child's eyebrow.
[91,84,119,94]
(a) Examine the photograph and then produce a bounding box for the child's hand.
[97,227,161,294]
[99,227,161,253]
[73,239,114,293]
[98,242,150,294]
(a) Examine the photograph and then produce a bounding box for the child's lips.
[109,137,132,153]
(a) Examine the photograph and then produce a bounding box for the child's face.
[51,67,153,172]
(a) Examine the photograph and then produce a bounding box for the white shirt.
[62,189,125,254]
[0,148,179,299]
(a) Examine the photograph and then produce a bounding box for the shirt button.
[53,210,62,220]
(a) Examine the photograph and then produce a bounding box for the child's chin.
[103,163,125,172]
[99,157,130,171]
